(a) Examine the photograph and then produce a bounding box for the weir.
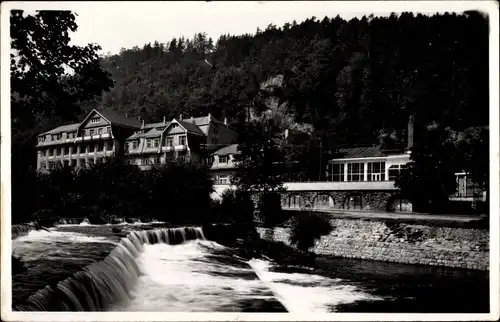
[15,227,205,311]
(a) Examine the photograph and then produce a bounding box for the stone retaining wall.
[257,218,489,271]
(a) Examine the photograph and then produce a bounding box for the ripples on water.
[11,224,489,313]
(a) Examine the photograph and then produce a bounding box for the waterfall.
[12,223,38,240]
[15,227,205,311]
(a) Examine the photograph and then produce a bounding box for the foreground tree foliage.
[11,10,114,222]
[16,159,214,225]
[289,213,334,252]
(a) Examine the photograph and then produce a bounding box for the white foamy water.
[112,240,278,312]
[248,259,382,313]
[112,240,380,312]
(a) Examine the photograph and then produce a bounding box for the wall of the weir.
[257,218,489,271]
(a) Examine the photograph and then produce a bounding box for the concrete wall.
[257,218,489,271]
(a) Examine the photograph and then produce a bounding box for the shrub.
[289,213,334,252]
[259,192,284,227]
[219,189,255,224]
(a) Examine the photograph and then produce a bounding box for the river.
[11,223,489,313]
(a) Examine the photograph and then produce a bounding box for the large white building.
[36,109,238,171]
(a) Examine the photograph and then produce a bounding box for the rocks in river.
[111,227,122,233]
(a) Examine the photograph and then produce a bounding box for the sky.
[4,1,491,56]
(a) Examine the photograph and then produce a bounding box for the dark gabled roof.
[177,120,205,136]
[41,123,79,135]
[186,114,224,126]
[332,146,406,159]
[142,121,169,130]
[143,128,163,138]
[212,144,239,156]
[98,109,142,128]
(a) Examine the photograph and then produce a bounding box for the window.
[388,164,406,181]
[177,151,187,161]
[146,139,152,148]
[40,162,46,170]
[40,150,46,157]
[171,123,178,129]
[64,160,69,167]
[347,163,364,182]
[219,155,229,164]
[56,148,61,156]
[219,175,230,184]
[90,129,95,136]
[367,162,386,181]
[106,126,111,134]
[179,135,187,146]
[165,152,174,161]
[205,156,214,166]
[64,146,70,155]
[107,141,114,150]
[331,163,345,182]
[48,161,55,169]
[97,143,104,152]
[88,144,95,153]
[98,128,103,135]
[91,117,100,124]
[51,134,57,141]
[143,158,150,165]
[154,138,160,148]
[155,155,161,164]
[70,159,76,167]
[165,137,173,146]
[125,142,130,151]
[132,141,138,150]
[38,137,44,143]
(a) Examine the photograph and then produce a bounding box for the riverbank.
[258,215,489,271]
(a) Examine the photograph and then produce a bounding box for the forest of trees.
[11,10,490,218]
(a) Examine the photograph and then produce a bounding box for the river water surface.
[11,223,489,313]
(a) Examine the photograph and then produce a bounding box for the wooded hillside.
[82,12,488,151]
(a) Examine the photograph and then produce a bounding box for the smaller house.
[209,144,239,184]
[124,114,238,170]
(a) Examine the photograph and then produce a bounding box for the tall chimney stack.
[179,114,183,121]
[208,113,211,123]
[407,114,414,150]
[163,116,166,124]
[142,119,145,128]
[224,117,227,125]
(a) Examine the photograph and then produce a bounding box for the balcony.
[210,162,236,170]
[174,145,188,151]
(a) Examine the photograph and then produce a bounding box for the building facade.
[36,109,140,171]
[36,110,238,171]
[209,144,238,184]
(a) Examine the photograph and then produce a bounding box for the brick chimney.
[179,114,183,121]
[142,119,145,128]
[407,115,414,150]
[163,116,166,124]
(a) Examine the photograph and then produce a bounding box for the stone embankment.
[258,218,489,271]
